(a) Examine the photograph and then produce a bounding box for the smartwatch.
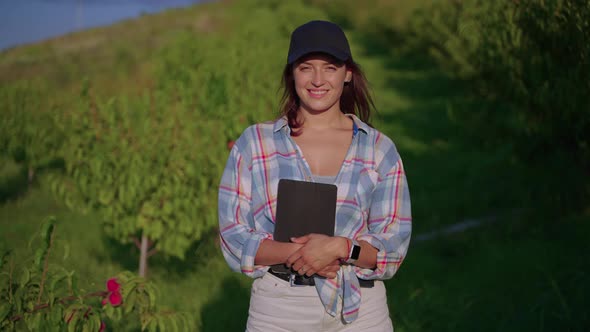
[346,239,361,264]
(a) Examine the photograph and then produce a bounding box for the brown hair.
[278,58,375,136]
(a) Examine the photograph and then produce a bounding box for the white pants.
[246,272,393,332]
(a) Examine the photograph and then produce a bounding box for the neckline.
[312,174,338,178]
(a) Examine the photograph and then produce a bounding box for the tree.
[51,79,225,277]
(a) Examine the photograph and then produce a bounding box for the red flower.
[109,291,122,307]
[103,277,123,307]
[106,278,120,292]
[227,140,235,150]
[99,321,106,332]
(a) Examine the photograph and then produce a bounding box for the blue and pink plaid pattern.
[218,114,412,323]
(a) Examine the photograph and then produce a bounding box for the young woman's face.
[293,54,352,115]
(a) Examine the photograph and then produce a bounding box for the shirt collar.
[273,113,369,135]
[273,117,289,133]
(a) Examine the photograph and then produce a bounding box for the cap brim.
[287,46,350,64]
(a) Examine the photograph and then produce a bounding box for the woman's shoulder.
[356,122,402,169]
[232,117,285,153]
[238,117,284,139]
[350,115,398,154]
[367,127,398,152]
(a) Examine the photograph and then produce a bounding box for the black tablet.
[273,179,337,242]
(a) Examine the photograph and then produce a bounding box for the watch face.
[350,244,361,260]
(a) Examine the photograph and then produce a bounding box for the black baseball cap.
[287,20,352,65]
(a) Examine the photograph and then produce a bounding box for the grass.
[389,215,589,332]
[1,0,589,331]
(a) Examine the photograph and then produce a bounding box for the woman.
[218,20,411,331]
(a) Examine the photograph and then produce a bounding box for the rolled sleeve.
[218,135,271,278]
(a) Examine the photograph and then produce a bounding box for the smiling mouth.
[308,89,328,98]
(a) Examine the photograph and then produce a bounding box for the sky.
[0,0,209,51]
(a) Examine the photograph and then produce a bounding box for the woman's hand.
[315,260,341,279]
[285,234,348,277]
[254,240,304,266]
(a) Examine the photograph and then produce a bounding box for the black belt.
[268,269,374,288]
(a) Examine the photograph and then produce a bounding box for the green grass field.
[1,1,588,331]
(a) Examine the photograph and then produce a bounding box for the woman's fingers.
[285,251,302,268]
[290,235,310,244]
[290,257,305,272]
[315,260,341,278]
[303,266,316,276]
[316,269,337,278]
[324,264,340,272]
[292,256,341,275]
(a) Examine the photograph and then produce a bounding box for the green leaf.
[123,289,137,315]
[147,318,158,332]
[50,305,64,328]
[92,314,102,332]
[26,298,35,311]
[82,321,90,332]
[121,280,136,301]
[0,250,11,270]
[49,269,69,294]
[170,316,179,332]
[69,272,78,296]
[68,317,78,332]
[145,283,157,309]
[62,243,70,261]
[19,269,30,286]
[103,304,115,320]
[24,312,42,331]
[0,303,11,323]
[40,217,56,242]
[67,308,81,332]
[163,202,173,216]
[14,287,25,312]
[157,316,166,332]
[33,247,47,272]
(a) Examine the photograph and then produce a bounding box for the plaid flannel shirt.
[218,114,412,323]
